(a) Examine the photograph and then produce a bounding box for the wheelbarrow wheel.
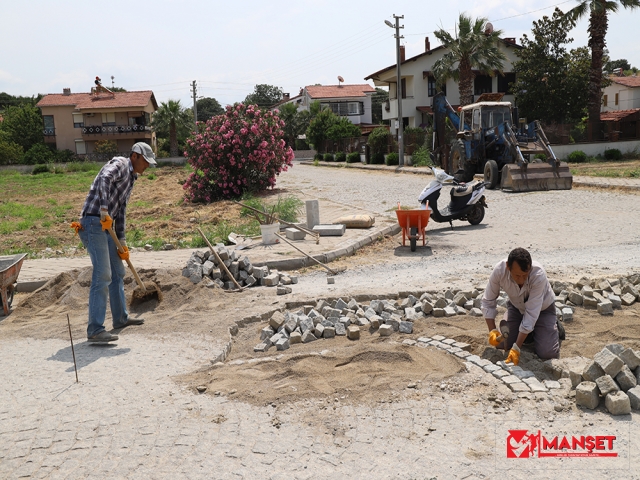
[410,227,417,252]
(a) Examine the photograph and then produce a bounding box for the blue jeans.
[78,216,129,337]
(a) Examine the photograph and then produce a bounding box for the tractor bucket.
[500,162,573,192]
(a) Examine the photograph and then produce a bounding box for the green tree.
[432,14,507,106]
[512,8,590,123]
[306,109,338,151]
[277,103,301,148]
[151,100,193,157]
[0,130,24,165]
[326,117,361,141]
[567,0,640,125]
[0,104,44,151]
[0,92,43,109]
[196,97,224,122]
[244,84,283,108]
[371,87,389,125]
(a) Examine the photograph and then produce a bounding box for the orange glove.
[505,343,521,366]
[117,245,130,261]
[488,329,504,347]
[70,221,83,236]
[100,212,113,231]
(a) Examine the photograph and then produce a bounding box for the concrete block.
[369,315,381,329]
[275,337,290,351]
[575,276,591,289]
[595,375,620,396]
[334,322,346,336]
[523,378,548,392]
[305,199,320,229]
[399,321,413,334]
[432,335,446,341]
[261,326,275,341]
[469,308,483,317]
[576,382,600,409]
[421,300,433,315]
[280,275,292,285]
[455,350,472,359]
[347,325,360,340]
[509,382,530,393]
[512,369,536,380]
[583,296,598,308]
[453,342,471,351]
[597,300,614,315]
[606,343,625,355]
[289,331,302,344]
[441,338,455,345]
[608,294,622,309]
[269,312,286,330]
[453,293,468,306]
[433,308,445,317]
[621,293,636,306]
[404,308,421,322]
[356,317,370,328]
[493,369,510,379]
[312,224,345,236]
[264,273,280,287]
[582,361,606,382]
[619,348,640,370]
[483,364,502,373]
[443,306,457,317]
[254,343,270,353]
[323,327,336,339]
[561,307,574,322]
[385,318,400,331]
[277,286,292,295]
[299,317,314,333]
[543,380,562,389]
[378,324,393,336]
[568,291,583,305]
[434,297,447,309]
[285,228,306,240]
[627,386,640,410]
[314,324,325,338]
[301,330,317,343]
[615,365,637,392]
[605,391,631,415]
[622,284,639,298]
[581,285,594,297]
[594,348,624,377]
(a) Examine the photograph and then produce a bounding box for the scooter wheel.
[467,203,485,225]
[410,227,417,252]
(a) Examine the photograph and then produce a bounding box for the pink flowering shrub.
[183,103,294,202]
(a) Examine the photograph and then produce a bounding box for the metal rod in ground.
[234,201,320,244]
[66,314,78,383]
[274,232,338,275]
[196,227,244,292]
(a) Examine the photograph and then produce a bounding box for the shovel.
[105,227,162,305]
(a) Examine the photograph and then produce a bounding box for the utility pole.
[191,80,198,132]
[393,14,404,166]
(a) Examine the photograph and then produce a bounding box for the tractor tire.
[450,140,475,183]
[483,160,500,189]
[410,227,417,252]
[467,203,485,225]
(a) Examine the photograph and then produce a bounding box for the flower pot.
[260,222,280,245]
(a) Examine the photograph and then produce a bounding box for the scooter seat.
[451,184,474,197]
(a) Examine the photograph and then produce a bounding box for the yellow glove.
[488,329,504,347]
[100,212,113,231]
[117,245,130,261]
[505,343,521,366]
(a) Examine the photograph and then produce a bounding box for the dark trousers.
[500,302,560,360]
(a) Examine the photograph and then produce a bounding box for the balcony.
[43,128,56,143]
[82,124,151,137]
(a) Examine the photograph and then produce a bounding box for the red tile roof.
[37,90,157,111]
[600,108,640,121]
[306,84,375,99]
[610,76,640,88]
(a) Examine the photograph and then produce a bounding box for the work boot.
[88,331,119,343]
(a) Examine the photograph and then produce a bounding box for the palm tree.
[152,100,193,157]
[432,14,507,106]
[566,0,640,127]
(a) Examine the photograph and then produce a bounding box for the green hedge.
[335,152,346,162]
[346,152,360,163]
[323,153,334,162]
[567,150,587,163]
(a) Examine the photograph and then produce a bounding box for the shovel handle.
[106,227,146,290]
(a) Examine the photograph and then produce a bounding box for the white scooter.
[418,167,488,228]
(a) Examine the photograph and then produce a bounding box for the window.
[75,140,86,155]
[474,75,492,95]
[43,115,55,135]
[603,95,608,107]
[428,77,436,97]
[401,78,407,99]
[72,113,84,128]
[321,102,363,116]
[498,73,516,94]
[615,93,619,106]
[472,109,481,130]
[102,112,116,125]
[347,102,361,115]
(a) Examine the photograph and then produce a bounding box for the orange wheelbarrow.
[395,203,431,252]
[0,253,27,316]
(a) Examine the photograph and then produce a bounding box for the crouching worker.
[481,247,560,365]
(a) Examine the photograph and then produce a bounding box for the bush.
[346,152,360,163]
[385,152,399,166]
[0,140,24,165]
[370,152,385,164]
[404,126,426,152]
[323,153,334,162]
[411,145,432,167]
[23,143,55,165]
[32,164,51,174]
[314,152,323,161]
[55,149,78,163]
[295,139,309,150]
[368,126,391,157]
[94,140,118,157]
[566,150,587,163]
[183,103,294,202]
[335,152,346,162]
[604,148,622,161]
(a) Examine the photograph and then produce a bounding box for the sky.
[2,0,640,108]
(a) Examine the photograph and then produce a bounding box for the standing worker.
[481,247,561,365]
[77,142,156,343]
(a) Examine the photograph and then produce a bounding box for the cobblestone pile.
[182,247,297,292]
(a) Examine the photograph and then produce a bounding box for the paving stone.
[483,364,502,373]
[561,307,573,322]
[299,316,314,333]
[417,337,431,343]
[452,342,471,351]
[501,375,522,385]
[378,324,393,336]
[441,338,455,345]
[605,391,631,415]
[301,330,317,343]
[597,300,614,315]
[466,354,480,363]
[568,291,583,305]
[595,375,620,396]
[432,335,446,341]
[627,386,640,410]
[323,327,336,339]
[621,293,636,306]
[575,276,591,289]
[523,378,548,392]
[431,341,447,349]
[398,321,413,334]
[469,307,483,317]
[583,296,598,308]
[369,315,381,329]
[355,316,370,327]
[608,294,622,309]
[455,350,471,359]
[347,325,360,340]
[334,322,346,336]
[433,308,446,317]
[582,361,606,382]
[443,306,457,317]
[615,365,637,392]
[385,318,399,332]
[576,382,600,409]
[263,273,280,287]
[453,293,468,306]
[619,348,640,370]
[492,369,510,379]
[275,337,290,351]
[434,298,447,309]
[314,324,325,338]
[543,380,562,389]
[402,339,417,346]
[470,358,492,368]
[289,331,302,344]
[261,326,275,341]
[312,224,345,236]
[512,369,536,380]
[622,284,640,298]
[421,300,433,315]
[508,382,530,393]
[284,227,306,240]
[594,348,624,377]
[254,343,270,353]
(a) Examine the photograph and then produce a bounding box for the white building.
[364,36,522,135]
[601,75,640,112]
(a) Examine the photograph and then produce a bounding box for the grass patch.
[240,195,303,224]
[0,201,45,221]
[130,200,153,208]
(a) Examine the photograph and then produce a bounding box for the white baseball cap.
[131,142,157,167]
